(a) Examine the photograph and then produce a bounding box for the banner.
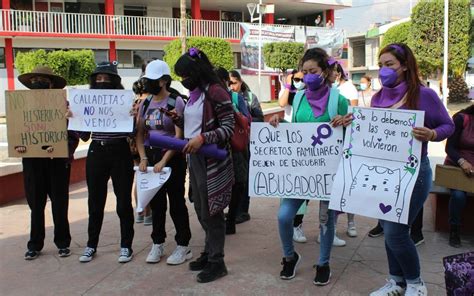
[329,107,424,224]
[6,89,68,158]
[302,27,345,58]
[67,89,134,132]
[134,166,172,213]
[249,122,343,200]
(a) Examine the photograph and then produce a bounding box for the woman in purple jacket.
[366,43,454,296]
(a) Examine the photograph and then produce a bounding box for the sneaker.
[167,245,193,265]
[146,244,164,263]
[411,233,425,247]
[144,215,153,226]
[118,248,133,263]
[318,234,346,247]
[370,279,405,296]
[368,224,384,238]
[24,250,40,260]
[293,225,307,243]
[196,261,228,283]
[347,223,357,237]
[235,212,251,224]
[135,213,144,223]
[313,264,331,286]
[58,248,71,257]
[280,252,301,280]
[79,247,96,263]
[405,281,427,296]
[189,252,208,271]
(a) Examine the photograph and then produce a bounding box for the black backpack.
[141,91,183,117]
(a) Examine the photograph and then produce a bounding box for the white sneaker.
[347,223,357,237]
[166,245,193,265]
[370,279,405,296]
[317,234,346,247]
[405,281,427,296]
[118,248,133,263]
[146,244,164,263]
[293,225,307,243]
[79,247,96,263]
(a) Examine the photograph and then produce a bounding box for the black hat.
[18,66,67,89]
[90,61,120,79]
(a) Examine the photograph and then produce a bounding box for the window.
[0,48,4,68]
[93,49,109,64]
[133,50,164,68]
[233,52,241,69]
[124,5,147,17]
[117,50,133,68]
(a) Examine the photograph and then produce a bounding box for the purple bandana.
[188,88,202,106]
[305,84,330,118]
[371,81,408,108]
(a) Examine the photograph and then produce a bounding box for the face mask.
[293,81,305,90]
[142,78,162,95]
[379,67,399,88]
[30,81,51,89]
[360,83,367,91]
[181,77,198,91]
[94,82,115,89]
[303,73,324,91]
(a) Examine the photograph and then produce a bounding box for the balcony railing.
[0,9,241,40]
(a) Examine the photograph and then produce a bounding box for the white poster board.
[329,107,424,224]
[134,166,172,213]
[249,122,343,200]
[67,89,134,132]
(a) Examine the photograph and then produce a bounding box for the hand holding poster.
[67,89,134,132]
[6,89,68,158]
[329,107,425,224]
[134,166,172,213]
[249,122,343,200]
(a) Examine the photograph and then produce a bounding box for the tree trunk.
[180,0,186,54]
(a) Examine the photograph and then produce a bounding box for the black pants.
[228,151,247,222]
[86,140,134,249]
[23,158,71,251]
[145,147,191,246]
[411,207,423,236]
[237,148,250,215]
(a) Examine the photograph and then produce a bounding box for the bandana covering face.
[305,84,330,118]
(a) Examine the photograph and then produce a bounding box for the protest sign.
[6,89,68,158]
[329,107,424,224]
[134,166,172,213]
[249,122,343,200]
[67,89,134,132]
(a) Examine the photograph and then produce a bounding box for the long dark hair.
[378,43,421,110]
[455,103,474,116]
[174,49,221,91]
[229,70,252,93]
[300,47,331,85]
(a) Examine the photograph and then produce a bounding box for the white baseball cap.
[143,60,171,80]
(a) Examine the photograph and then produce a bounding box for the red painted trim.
[326,9,334,24]
[2,0,10,10]
[109,41,116,61]
[270,76,276,100]
[5,38,14,90]
[105,0,114,15]
[264,13,274,24]
[191,0,202,20]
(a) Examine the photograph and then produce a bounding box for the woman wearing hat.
[17,66,80,260]
[76,61,135,263]
[136,60,192,265]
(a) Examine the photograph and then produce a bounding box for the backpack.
[231,92,250,152]
[141,92,180,117]
[291,87,340,122]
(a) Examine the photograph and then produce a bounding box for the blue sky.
[335,0,419,35]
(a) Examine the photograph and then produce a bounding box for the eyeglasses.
[292,78,302,83]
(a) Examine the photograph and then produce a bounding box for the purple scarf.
[305,84,330,118]
[371,81,408,108]
[187,88,203,106]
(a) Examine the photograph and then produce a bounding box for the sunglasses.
[292,78,302,83]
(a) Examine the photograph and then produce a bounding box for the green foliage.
[262,42,304,73]
[448,0,471,76]
[163,37,233,80]
[381,22,411,49]
[15,49,96,86]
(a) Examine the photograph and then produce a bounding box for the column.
[3,0,14,90]
[191,0,202,20]
[264,6,276,100]
[105,0,116,61]
[325,9,334,25]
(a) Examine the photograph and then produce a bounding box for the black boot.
[196,261,228,283]
[226,219,236,235]
[189,252,208,271]
[449,225,461,248]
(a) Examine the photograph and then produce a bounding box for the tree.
[15,49,96,86]
[262,42,304,74]
[381,22,411,49]
[163,37,234,80]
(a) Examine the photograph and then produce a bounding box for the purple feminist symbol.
[311,124,332,146]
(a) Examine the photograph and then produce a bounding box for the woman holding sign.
[136,60,192,265]
[173,48,235,283]
[269,48,349,286]
[365,44,454,296]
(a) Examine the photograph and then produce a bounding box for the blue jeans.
[380,157,431,285]
[449,189,467,225]
[278,199,335,266]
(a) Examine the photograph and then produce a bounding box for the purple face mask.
[379,67,399,88]
[303,73,324,91]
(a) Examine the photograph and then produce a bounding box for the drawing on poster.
[329,107,424,224]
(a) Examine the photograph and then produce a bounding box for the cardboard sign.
[6,89,68,158]
[67,89,134,132]
[329,107,425,224]
[249,122,344,200]
[134,166,172,213]
[435,165,474,193]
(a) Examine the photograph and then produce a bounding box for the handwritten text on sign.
[329,107,425,224]
[249,122,343,200]
[67,89,134,132]
[6,89,68,158]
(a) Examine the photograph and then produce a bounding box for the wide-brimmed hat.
[90,61,120,79]
[18,66,67,89]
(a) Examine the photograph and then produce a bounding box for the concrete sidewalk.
[0,180,472,296]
